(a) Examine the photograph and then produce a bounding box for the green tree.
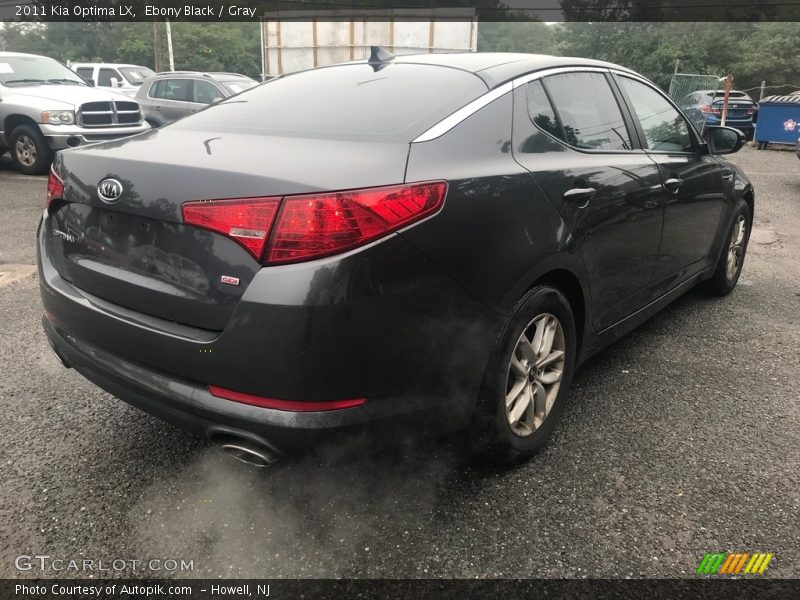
[478,22,557,55]
[161,23,260,76]
[0,21,262,77]
[736,23,800,95]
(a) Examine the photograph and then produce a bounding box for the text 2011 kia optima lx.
[38,52,754,465]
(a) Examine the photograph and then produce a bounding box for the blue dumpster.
[754,94,800,148]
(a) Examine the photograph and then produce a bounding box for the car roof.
[71,63,149,68]
[147,71,251,81]
[354,52,639,89]
[694,89,750,95]
[0,51,51,59]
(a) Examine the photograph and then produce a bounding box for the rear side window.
[151,79,192,102]
[617,76,693,152]
[542,72,631,151]
[97,68,119,87]
[75,67,93,80]
[193,79,223,104]
[525,80,561,139]
[174,63,487,142]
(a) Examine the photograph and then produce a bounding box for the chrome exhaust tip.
[218,441,279,468]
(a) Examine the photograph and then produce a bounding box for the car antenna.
[367,46,395,71]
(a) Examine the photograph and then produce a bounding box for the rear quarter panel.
[402,91,590,318]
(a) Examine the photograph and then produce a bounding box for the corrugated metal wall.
[262,9,477,76]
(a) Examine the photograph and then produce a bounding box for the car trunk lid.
[48,128,410,331]
[712,97,755,120]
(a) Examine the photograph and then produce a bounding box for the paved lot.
[0,146,798,579]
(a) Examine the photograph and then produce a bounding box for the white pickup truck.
[0,52,150,174]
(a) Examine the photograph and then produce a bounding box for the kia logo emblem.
[97,178,123,203]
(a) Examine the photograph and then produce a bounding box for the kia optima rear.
[39,51,753,464]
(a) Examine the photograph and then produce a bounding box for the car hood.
[7,84,134,108]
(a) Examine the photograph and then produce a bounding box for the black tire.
[472,285,577,464]
[9,124,52,175]
[702,199,751,296]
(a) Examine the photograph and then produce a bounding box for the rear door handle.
[664,178,683,193]
[563,187,596,206]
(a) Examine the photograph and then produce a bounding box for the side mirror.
[703,126,745,155]
[109,77,121,88]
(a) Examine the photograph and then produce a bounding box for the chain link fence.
[668,73,722,132]
[668,73,722,103]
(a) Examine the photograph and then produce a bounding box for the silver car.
[134,72,258,127]
[0,52,149,174]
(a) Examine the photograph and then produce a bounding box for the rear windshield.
[119,66,155,85]
[173,63,487,142]
[220,79,258,94]
[712,91,749,98]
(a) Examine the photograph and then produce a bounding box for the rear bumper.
[37,211,501,450]
[702,117,754,133]
[42,315,421,452]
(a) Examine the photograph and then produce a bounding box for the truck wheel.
[9,124,52,175]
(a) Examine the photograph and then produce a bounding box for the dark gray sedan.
[134,71,258,126]
[40,52,753,466]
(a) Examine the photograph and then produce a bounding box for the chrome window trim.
[412,66,638,144]
[412,81,514,143]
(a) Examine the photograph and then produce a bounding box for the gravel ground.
[0,145,798,579]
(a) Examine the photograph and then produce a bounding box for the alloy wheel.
[15,135,37,167]
[726,215,746,281]
[505,313,566,437]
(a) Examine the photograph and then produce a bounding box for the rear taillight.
[181,197,281,260]
[267,181,447,264]
[700,105,721,116]
[46,166,64,208]
[181,181,447,265]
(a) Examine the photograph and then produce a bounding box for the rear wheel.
[9,124,52,175]
[702,199,751,296]
[472,285,577,463]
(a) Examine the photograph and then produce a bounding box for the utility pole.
[720,74,733,127]
[259,16,266,81]
[668,58,680,97]
[759,80,766,101]
[165,20,175,71]
[153,22,162,72]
